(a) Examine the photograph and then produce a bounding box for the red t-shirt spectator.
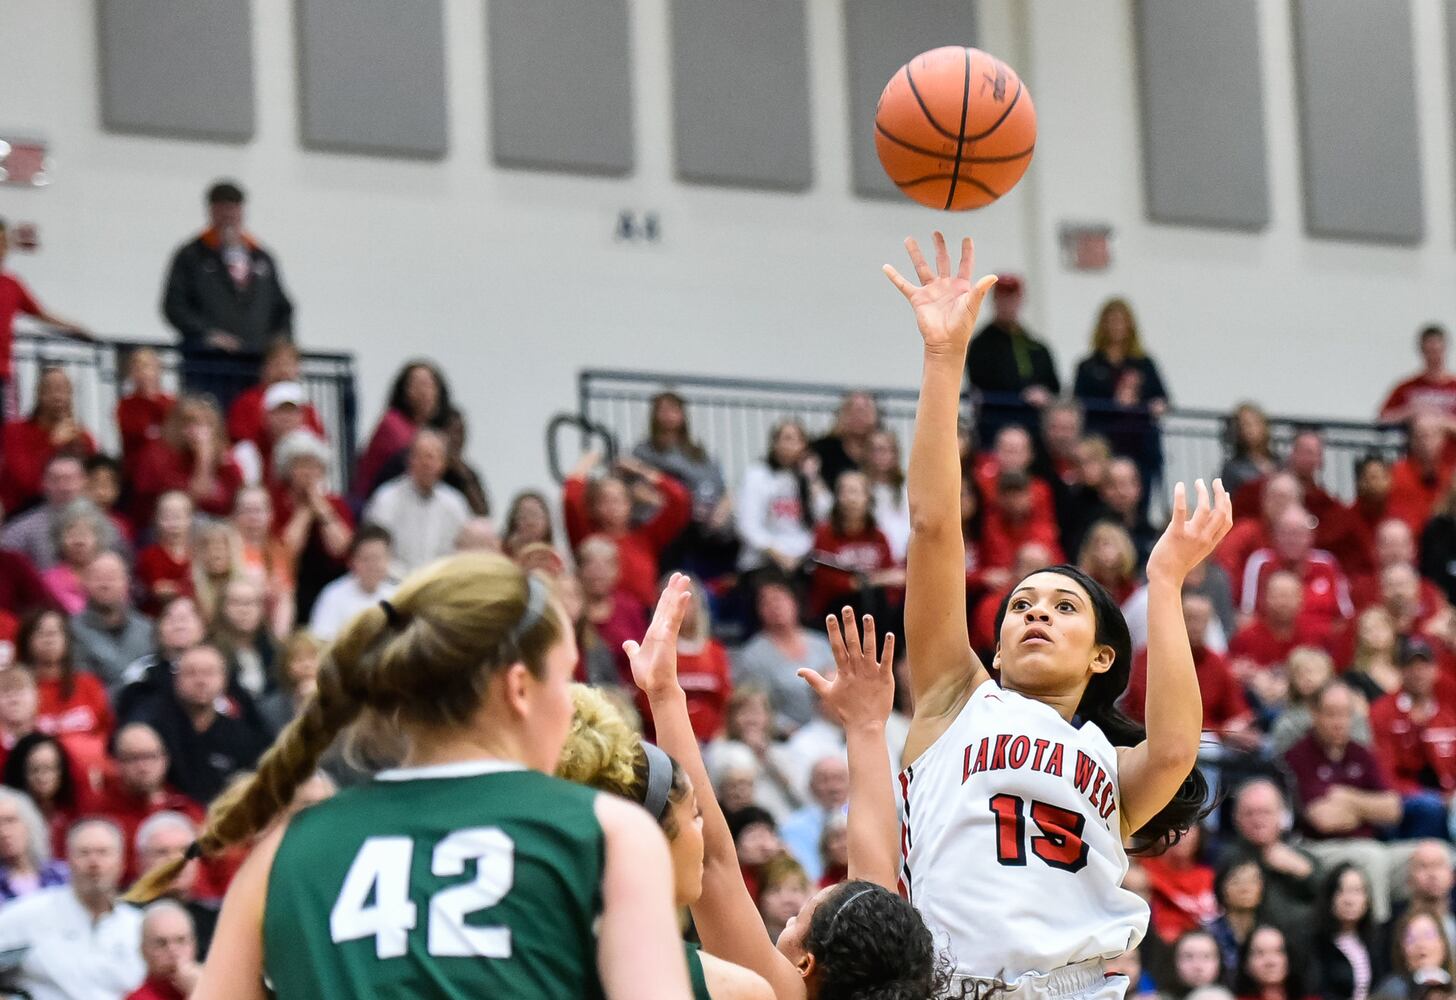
[1217,517,1270,585]
[1380,373,1456,422]
[808,523,896,617]
[1388,456,1454,539]
[1228,616,1334,669]
[0,549,60,617]
[563,476,691,611]
[228,383,325,445]
[0,275,40,381]
[130,439,243,527]
[34,671,113,780]
[980,514,1064,571]
[136,543,194,611]
[127,978,188,1000]
[1350,571,1445,617]
[1282,732,1392,840]
[1369,692,1456,796]
[1239,549,1353,623]
[116,392,175,475]
[590,591,650,688]
[1139,854,1217,942]
[1124,646,1251,735]
[974,460,1055,524]
[0,419,97,514]
[353,408,417,501]
[88,774,206,880]
[638,640,732,743]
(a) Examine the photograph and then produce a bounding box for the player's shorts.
[955,957,1128,1000]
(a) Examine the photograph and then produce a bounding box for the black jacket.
[162,233,293,353]
[136,688,270,805]
[966,321,1061,398]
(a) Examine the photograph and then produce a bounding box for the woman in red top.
[0,366,97,514]
[1077,519,1140,605]
[18,609,112,779]
[577,535,649,687]
[137,491,195,612]
[115,347,174,477]
[635,574,732,742]
[1137,823,1217,943]
[0,733,85,859]
[563,451,691,610]
[807,470,903,618]
[352,360,452,502]
[131,394,243,528]
[271,429,353,623]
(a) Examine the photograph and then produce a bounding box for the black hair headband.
[640,741,673,822]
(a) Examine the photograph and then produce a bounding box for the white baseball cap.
[263,381,306,411]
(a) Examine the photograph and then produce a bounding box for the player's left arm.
[191,822,287,1000]
[801,609,899,890]
[1118,480,1233,835]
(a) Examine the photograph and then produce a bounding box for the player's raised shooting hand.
[883,232,998,358]
[1147,479,1234,586]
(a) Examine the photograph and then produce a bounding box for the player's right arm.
[886,234,998,718]
[594,794,695,1000]
[191,822,287,1000]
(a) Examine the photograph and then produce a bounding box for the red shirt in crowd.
[353,408,417,500]
[808,523,896,617]
[227,383,325,444]
[136,544,194,611]
[1324,497,1387,577]
[35,671,114,780]
[0,549,60,617]
[563,476,691,610]
[0,274,40,381]
[130,440,244,527]
[1380,373,1456,422]
[1138,854,1217,942]
[1217,517,1270,585]
[973,459,1056,524]
[1350,572,1445,617]
[88,774,206,880]
[638,639,732,743]
[1388,456,1455,539]
[127,978,188,1000]
[1124,646,1251,735]
[0,419,97,513]
[1369,692,1456,796]
[115,393,175,474]
[979,514,1064,572]
[1228,616,1334,669]
[1238,549,1353,623]
[1282,732,1392,840]
[591,591,650,687]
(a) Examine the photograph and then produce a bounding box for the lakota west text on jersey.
[963,734,1119,825]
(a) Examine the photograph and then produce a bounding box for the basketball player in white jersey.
[881,233,1233,999]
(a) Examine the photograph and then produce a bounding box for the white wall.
[0,0,1449,502]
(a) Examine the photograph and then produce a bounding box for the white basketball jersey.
[898,679,1148,981]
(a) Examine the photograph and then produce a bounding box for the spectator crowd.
[1,182,1456,999]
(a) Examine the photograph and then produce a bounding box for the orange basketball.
[874,46,1037,211]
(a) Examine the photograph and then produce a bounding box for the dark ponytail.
[805,880,953,1000]
[994,564,1210,854]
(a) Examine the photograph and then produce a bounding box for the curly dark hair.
[805,880,953,1000]
[992,564,1211,854]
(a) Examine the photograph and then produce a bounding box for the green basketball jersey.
[264,761,607,1000]
[684,942,711,1000]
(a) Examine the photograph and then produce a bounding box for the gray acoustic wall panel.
[669,0,813,191]
[1134,0,1269,230]
[97,0,255,141]
[844,0,978,199]
[487,0,633,175]
[1292,0,1423,243]
[296,0,448,158]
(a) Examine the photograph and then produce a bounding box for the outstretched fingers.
[957,236,975,281]
[1171,480,1188,528]
[905,237,934,284]
[859,612,877,663]
[825,613,852,673]
[883,264,917,302]
[797,667,832,699]
[877,631,896,673]
[932,231,951,278]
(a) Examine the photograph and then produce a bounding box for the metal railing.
[577,368,1407,508]
[12,332,359,490]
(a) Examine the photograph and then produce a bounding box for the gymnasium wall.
[0,0,1453,501]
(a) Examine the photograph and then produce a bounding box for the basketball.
[874,46,1037,211]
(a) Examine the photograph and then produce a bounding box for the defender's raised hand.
[1147,478,1235,584]
[801,607,896,731]
[883,231,999,356]
[624,572,693,700]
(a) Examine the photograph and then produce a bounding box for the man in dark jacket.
[966,274,1060,441]
[161,181,293,406]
